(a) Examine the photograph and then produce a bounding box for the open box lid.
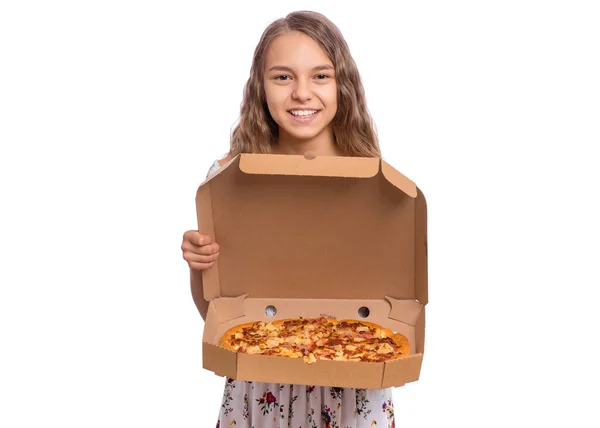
[196,154,427,305]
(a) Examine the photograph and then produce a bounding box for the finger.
[182,241,219,256]
[183,251,220,264]
[189,261,215,271]
[196,233,214,247]
[183,230,214,247]
[197,242,219,255]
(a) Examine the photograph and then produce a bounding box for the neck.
[273,128,342,156]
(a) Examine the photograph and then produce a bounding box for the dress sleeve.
[206,152,231,179]
[206,159,222,179]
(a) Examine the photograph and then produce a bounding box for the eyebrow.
[267,64,334,73]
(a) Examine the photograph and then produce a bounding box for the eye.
[275,75,291,81]
[315,74,330,80]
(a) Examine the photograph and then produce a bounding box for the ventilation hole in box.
[358,306,370,318]
[265,305,277,317]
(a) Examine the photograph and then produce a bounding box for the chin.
[281,127,325,141]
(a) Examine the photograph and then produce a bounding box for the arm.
[182,231,219,321]
[190,268,209,321]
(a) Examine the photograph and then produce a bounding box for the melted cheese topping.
[222,317,408,364]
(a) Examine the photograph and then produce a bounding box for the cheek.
[331,91,338,111]
[320,85,338,110]
[263,91,277,117]
[264,84,285,104]
[263,89,283,125]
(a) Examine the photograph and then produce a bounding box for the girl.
[181,11,396,428]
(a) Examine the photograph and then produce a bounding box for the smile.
[288,110,320,123]
[289,109,319,116]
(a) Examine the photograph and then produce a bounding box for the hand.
[181,230,220,271]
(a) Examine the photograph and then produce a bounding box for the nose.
[292,79,312,101]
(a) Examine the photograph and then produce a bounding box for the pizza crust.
[219,321,261,349]
[391,333,411,355]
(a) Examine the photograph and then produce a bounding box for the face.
[263,31,338,153]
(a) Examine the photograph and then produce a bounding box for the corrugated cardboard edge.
[415,187,428,305]
[414,186,427,356]
[196,179,220,301]
[239,153,380,178]
[381,160,418,198]
[415,307,426,355]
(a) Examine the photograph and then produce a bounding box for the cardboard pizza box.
[196,153,427,389]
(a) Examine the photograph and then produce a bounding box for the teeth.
[290,110,318,117]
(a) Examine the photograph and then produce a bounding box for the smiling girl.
[181,11,395,428]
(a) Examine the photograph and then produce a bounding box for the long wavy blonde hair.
[229,11,381,157]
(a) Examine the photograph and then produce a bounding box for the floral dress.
[216,378,395,428]
[206,160,397,428]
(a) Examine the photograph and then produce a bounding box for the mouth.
[288,109,321,122]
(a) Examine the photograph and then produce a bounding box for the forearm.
[190,268,209,321]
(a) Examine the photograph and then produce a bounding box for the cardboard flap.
[195,183,220,301]
[415,187,428,305]
[240,153,379,178]
[385,296,423,326]
[196,154,428,302]
[381,161,417,197]
[210,295,248,324]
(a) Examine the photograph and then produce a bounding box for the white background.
[1,1,599,427]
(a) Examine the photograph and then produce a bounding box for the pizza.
[219,317,409,364]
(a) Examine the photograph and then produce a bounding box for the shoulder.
[206,153,235,178]
[217,153,235,166]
